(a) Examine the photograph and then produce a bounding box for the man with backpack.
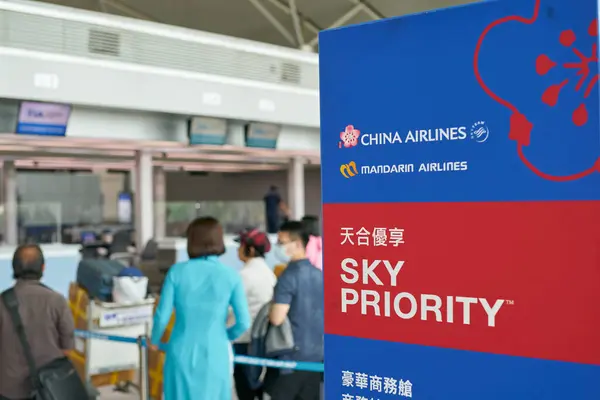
[0,245,77,400]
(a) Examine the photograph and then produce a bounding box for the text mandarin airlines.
[360,161,468,175]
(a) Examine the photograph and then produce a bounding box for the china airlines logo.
[339,125,361,148]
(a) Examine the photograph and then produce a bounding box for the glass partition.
[10,170,131,244]
[163,201,265,236]
[18,202,62,244]
[0,200,265,244]
[0,202,131,245]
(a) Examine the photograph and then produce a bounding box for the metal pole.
[56,203,62,244]
[247,0,297,46]
[102,0,158,21]
[262,0,322,36]
[307,4,363,47]
[344,0,385,20]
[138,335,149,400]
[288,0,305,47]
[84,302,93,384]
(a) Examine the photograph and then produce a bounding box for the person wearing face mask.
[267,221,324,400]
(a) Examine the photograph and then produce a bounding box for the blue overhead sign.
[16,101,71,136]
[188,116,227,145]
[245,122,280,149]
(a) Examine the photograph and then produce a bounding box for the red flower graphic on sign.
[536,21,599,126]
[339,125,361,148]
[474,0,600,181]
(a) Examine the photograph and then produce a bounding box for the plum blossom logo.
[474,0,600,182]
[339,125,361,148]
[536,19,599,126]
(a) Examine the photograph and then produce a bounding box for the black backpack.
[1,287,90,400]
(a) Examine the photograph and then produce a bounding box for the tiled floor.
[96,386,138,399]
[96,385,243,399]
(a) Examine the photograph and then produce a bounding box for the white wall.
[66,105,320,151]
[0,46,318,127]
[67,106,187,142]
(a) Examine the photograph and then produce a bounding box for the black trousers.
[267,370,321,400]
[233,343,264,400]
[266,217,280,234]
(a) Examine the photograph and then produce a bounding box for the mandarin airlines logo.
[340,161,359,178]
[338,123,489,147]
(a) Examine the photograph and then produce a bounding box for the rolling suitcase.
[76,259,124,301]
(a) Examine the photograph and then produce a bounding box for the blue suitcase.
[76,259,124,301]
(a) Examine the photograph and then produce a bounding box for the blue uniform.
[151,256,251,400]
[264,191,282,233]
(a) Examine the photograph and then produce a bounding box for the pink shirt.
[306,235,323,270]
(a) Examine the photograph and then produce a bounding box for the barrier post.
[83,302,92,384]
[138,335,150,400]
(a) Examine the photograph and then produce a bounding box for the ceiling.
[32,0,480,49]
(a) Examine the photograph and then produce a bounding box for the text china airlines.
[360,127,468,146]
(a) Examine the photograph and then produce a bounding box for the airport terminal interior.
[0,0,481,399]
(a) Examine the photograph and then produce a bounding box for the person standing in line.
[232,228,277,400]
[264,186,289,234]
[150,217,251,400]
[267,221,324,400]
[0,245,75,400]
[301,215,322,271]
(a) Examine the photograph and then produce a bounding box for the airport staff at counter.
[264,186,289,234]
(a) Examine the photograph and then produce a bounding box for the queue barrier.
[74,329,324,399]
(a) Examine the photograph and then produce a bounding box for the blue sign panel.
[16,101,71,136]
[188,116,228,145]
[319,0,600,398]
[117,192,132,224]
[245,122,280,149]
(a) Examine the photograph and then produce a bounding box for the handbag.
[1,288,90,400]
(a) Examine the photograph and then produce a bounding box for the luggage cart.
[78,298,155,394]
